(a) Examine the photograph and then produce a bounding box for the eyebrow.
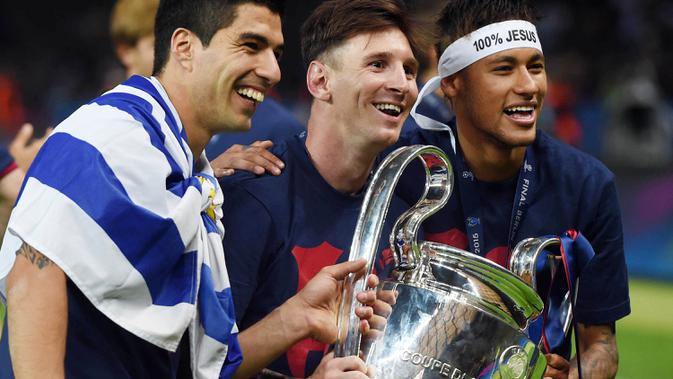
[362,51,419,70]
[488,52,544,65]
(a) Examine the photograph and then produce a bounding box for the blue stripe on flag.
[168,176,201,200]
[219,333,243,378]
[124,76,190,152]
[198,264,236,346]
[92,93,186,186]
[30,133,196,307]
[202,214,220,235]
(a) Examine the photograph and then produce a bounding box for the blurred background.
[0,0,671,377]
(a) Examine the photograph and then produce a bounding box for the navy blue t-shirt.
[206,98,305,159]
[393,126,630,326]
[219,133,407,378]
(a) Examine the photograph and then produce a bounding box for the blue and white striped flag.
[0,76,242,378]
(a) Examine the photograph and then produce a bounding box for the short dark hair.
[300,0,423,68]
[152,0,284,75]
[436,0,537,52]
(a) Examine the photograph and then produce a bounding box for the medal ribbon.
[451,137,537,256]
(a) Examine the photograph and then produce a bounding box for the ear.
[440,73,461,99]
[306,61,331,101]
[115,43,135,69]
[170,28,197,72]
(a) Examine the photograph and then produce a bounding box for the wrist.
[277,296,312,343]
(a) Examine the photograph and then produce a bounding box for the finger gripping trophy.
[336,145,555,379]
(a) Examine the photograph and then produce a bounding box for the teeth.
[505,106,534,112]
[375,103,402,114]
[236,88,265,103]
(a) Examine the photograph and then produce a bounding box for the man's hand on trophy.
[361,288,396,342]
[210,140,285,177]
[309,352,374,379]
[544,353,570,379]
[287,259,377,344]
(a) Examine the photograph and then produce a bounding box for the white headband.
[410,20,543,149]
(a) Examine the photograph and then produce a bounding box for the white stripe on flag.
[114,84,192,174]
[7,177,194,350]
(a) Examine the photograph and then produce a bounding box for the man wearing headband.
[397,1,630,378]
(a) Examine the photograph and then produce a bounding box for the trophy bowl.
[335,146,547,379]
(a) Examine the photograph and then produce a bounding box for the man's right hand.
[283,259,377,344]
[210,140,284,177]
[309,352,373,379]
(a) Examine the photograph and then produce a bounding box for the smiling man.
[396,0,630,378]
[0,1,379,378]
[217,0,420,377]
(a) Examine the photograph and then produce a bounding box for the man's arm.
[233,260,375,379]
[569,323,618,379]
[544,323,618,379]
[6,242,67,379]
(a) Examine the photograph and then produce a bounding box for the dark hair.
[300,0,423,68]
[436,0,537,52]
[152,0,284,75]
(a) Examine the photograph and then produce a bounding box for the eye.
[493,65,513,73]
[404,65,417,79]
[242,42,260,51]
[370,60,385,69]
[528,63,545,73]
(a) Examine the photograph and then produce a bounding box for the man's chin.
[220,118,252,133]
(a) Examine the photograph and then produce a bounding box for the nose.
[513,67,539,98]
[256,50,281,87]
[386,63,411,95]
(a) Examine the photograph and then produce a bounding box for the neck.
[456,126,526,182]
[157,73,211,161]
[305,106,379,195]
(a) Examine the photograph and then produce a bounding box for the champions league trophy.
[335,145,563,379]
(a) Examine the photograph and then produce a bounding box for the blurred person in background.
[603,69,673,170]
[110,0,159,78]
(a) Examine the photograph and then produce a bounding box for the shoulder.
[253,98,303,128]
[220,139,295,214]
[535,131,615,186]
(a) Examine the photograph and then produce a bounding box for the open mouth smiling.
[504,105,535,118]
[374,103,402,117]
[236,87,265,104]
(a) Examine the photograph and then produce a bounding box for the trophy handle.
[334,145,453,357]
[510,237,574,339]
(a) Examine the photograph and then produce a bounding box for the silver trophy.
[335,145,552,379]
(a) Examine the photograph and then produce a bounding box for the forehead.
[480,47,545,64]
[223,3,283,46]
[333,28,415,62]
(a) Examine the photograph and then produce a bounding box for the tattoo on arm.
[15,242,54,269]
[571,324,619,379]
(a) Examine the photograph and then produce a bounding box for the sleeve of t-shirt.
[0,147,17,178]
[221,184,277,325]
[575,174,631,324]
